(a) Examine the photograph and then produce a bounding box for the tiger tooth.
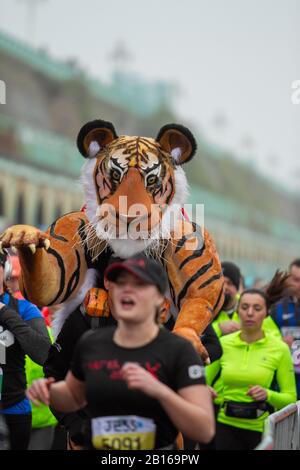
[28,244,36,254]
[44,239,50,251]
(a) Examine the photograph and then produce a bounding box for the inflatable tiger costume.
[0,120,224,359]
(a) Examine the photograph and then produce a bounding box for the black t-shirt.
[71,326,205,449]
[44,307,117,381]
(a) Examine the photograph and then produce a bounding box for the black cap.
[105,253,168,295]
[221,261,241,290]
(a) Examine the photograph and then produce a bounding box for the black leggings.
[4,413,32,450]
[216,422,262,450]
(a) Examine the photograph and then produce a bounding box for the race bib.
[91,415,156,450]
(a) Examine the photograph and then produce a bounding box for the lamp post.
[18,0,47,45]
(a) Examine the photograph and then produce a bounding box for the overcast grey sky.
[1,0,299,191]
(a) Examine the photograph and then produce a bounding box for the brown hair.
[239,270,295,312]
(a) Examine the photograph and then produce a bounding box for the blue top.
[2,293,42,322]
[271,298,300,328]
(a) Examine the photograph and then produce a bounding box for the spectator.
[27,254,215,450]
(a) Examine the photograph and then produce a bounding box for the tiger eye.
[111,170,121,181]
[147,175,157,186]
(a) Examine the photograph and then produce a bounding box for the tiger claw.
[0,242,3,255]
[11,246,18,254]
[43,239,50,251]
[28,244,36,254]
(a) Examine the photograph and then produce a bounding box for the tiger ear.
[77,119,118,158]
[156,124,197,165]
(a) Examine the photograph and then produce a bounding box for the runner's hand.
[121,363,167,399]
[26,377,55,406]
[219,321,240,335]
[208,386,218,400]
[283,335,294,348]
[247,385,267,401]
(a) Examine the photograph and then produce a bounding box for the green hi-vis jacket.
[211,311,282,405]
[206,331,297,432]
[25,327,57,429]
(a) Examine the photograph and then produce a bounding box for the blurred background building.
[0,29,299,282]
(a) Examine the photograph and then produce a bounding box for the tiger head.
[77,119,197,258]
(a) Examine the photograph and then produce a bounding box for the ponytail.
[264,270,294,309]
[239,270,295,312]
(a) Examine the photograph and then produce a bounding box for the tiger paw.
[173,327,210,364]
[0,225,50,255]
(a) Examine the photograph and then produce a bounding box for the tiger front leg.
[0,224,54,305]
[0,224,50,254]
[0,212,89,306]
[173,298,214,363]
[166,221,224,362]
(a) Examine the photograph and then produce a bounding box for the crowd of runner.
[1,250,299,450]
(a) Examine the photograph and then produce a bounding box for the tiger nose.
[118,213,138,224]
[118,210,149,224]
[108,168,153,215]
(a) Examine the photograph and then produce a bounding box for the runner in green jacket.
[211,263,281,413]
[206,271,297,450]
